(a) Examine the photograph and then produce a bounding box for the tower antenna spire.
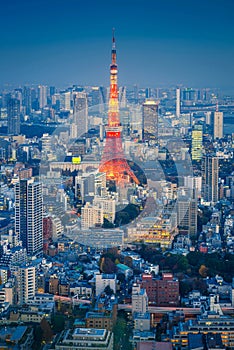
[112,28,116,48]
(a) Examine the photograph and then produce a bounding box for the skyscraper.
[38,85,47,109]
[202,155,219,204]
[60,91,71,110]
[7,98,20,135]
[177,191,197,236]
[142,100,159,143]
[191,124,203,161]
[212,110,223,139]
[15,179,43,257]
[176,87,181,118]
[73,92,88,137]
[23,87,32,115]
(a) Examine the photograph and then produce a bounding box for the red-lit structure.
[99,31,139,185]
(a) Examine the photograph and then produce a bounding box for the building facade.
[15,179,43,256]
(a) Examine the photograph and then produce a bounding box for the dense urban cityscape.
[1,1,234,349]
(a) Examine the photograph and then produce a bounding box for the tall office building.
[142,100,159,143]
[7,98,20,135]
[17,264,36,304]
[119,86,127,108]
[176,87,181,118]
[23,87,32,115]
[15,179,43,257]
[202,155,219,204]
[191,124,203,161]
[38,85,47,108]
[177,193,197,236]
[212,110,223,139]
[73,92,88,137]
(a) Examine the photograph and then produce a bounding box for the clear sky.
[1,0,234,90]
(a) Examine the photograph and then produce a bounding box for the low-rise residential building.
[95,273,116,296]
[141,273,179,306]
[55,328,114,350]
[0,326,34,350]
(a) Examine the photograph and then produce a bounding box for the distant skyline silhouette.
[1,0,234,91]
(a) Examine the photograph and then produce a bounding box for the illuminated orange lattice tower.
[99,30,139,185]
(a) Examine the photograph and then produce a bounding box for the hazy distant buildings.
[60,91,71,110]
[15,179,43,257]
[119,86,127,108]
[7,98,20,135]
[142,100,159,143]
[23,87,33,115]
[73,92,88,137]
[38,85,47,109]
[202,155,219,204]
[176,87,181,118]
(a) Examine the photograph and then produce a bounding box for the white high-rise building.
[60,91,71,110]
[95,172,107,196]
[73,92,88,137]
[81,202,103,229]
[38,85,47,108]
[15,179,43,257]
[17,264,36,305]
[176,87,181,118]
[213,111,223,139]
[184,176,202,198]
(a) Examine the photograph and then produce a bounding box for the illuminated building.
[191,124,203,160]
[99,30,139,185]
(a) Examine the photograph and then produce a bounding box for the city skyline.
[1,0,234,91]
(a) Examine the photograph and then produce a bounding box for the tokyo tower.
[99,30,139,185]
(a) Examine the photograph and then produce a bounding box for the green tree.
[40,318,53,342]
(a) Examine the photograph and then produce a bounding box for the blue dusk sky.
[0,0,234,90]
